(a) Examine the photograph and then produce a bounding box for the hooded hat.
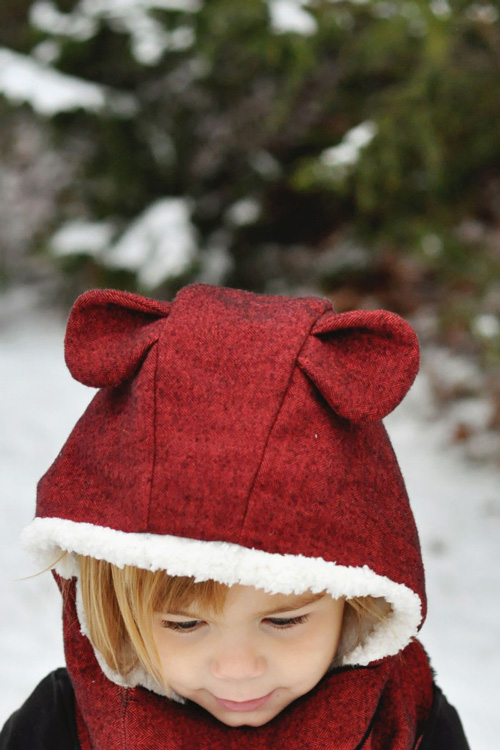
[23,284,424,688]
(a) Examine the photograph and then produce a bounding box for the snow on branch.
[320,121,377,173]
[0,47,136,117]
[31,0,199,65]
[268,0,318,35]
[102,198,199,288]
[51,221,116,258]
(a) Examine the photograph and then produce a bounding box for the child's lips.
[213,690,275,712]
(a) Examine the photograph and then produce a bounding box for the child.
[1,284,470,749]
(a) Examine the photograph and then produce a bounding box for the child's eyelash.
[161,619,202,632]
[265,614,310,629]
[160,614,310,632]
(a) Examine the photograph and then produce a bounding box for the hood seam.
[145,343,160,532]
[238,300,332,536]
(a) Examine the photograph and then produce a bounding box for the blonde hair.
[77,556,391,690]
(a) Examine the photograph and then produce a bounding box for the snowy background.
[1,303,499,747]
[1,3,500,746]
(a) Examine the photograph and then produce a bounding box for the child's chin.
[212,701,289,728]
[215,711,276,728]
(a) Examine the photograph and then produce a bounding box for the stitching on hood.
[238,302,332,537]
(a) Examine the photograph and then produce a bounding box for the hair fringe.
[76,557,393,689]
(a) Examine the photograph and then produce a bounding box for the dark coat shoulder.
[0,668,79,750]
[418,685,470,750]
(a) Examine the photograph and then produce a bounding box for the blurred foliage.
[2,0,500,452]
[0,0,37,51]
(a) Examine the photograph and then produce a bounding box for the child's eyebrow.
[161,607,202,618]
[258,593,325,617]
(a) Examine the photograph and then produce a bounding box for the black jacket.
[0,669,470,749]
[0,670,79,749]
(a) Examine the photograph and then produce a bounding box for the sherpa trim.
[22,516,422,670]
[74,580,183,699]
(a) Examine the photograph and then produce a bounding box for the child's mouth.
[213,691,275,712]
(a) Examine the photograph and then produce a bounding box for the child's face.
[152,583,344,727]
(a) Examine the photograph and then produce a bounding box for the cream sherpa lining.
[22,516,422,689]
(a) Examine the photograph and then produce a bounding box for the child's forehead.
[249,587,325,607]
[188,584,325,614]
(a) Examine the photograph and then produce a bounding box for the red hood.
[24,284,424,676]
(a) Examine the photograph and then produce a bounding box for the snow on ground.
[386,378,500,748]
[1,308,499,747]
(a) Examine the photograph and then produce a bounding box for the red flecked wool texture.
[37,284,424,613]
[33,284,434,748]
[60,578,433,750]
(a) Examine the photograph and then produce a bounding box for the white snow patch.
[474,313,500,339]
[268,0,318,35]
[32,0,201,37]
[103,198,198,287]
[32,40,61,66]
[425,346,483,397]
[385,376,500,750]
[30,1,96,40]
[445,397,494,433]
[0,312,93,726]
[320,121,377,171]
[84,0,201,12]
[226,198,261,226]
[108,17,194,65]
[0,47,136,116]
[0,47,104,115]
[31,0,199,65]
[51,220,115,258]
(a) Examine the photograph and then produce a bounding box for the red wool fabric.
[61,579,433,750]
[32,284,434,748]
[37,284,424,614]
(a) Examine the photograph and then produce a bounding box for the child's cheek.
[155,636,202,690]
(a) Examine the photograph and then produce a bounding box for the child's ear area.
[64,288,170,388]
[297,309,420,422]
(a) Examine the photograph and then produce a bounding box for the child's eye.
[160,619,203,632]
[264,614,309,629]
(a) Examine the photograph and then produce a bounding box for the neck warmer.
[23,284,431,748]
[62,579,433,750]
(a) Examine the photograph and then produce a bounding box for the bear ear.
[297,309,419,422]
[64,289,170,388]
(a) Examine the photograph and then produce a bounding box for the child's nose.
[210,641,266,681]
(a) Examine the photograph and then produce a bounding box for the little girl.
[1,284,469,748]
